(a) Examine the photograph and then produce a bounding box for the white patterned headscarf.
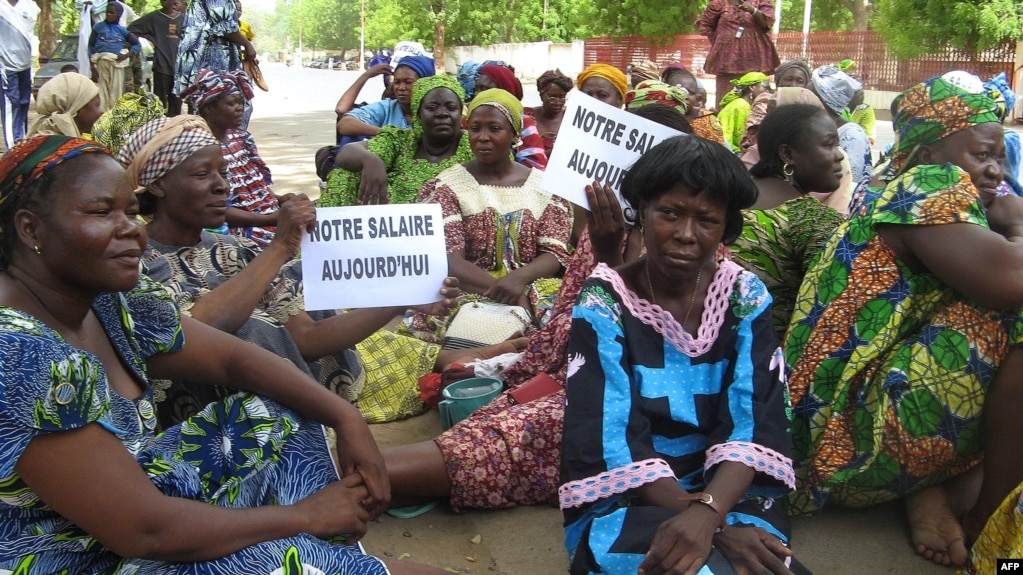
[811,65,862,115]
[116,115,220,191]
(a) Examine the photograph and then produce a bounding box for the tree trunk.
[35,0,56,56]
[505,0,515,43]
[844,0,871,32]
[434,16,445,73]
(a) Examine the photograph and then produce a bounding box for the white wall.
[444,41,585,82]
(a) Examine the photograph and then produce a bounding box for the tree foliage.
[874,0,1023,57]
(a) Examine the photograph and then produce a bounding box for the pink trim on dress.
[590,261,743,357]
[705,441,796,490]
[559,458,676,509]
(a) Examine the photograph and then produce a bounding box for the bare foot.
[906,482,973,566]
[435,337,529,371]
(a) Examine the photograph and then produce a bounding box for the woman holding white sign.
[410,88,573,338]
[114,115,520,427]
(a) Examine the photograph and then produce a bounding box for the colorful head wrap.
[468,88,523,134]
[410,75,465,139]
[92,91,165,156]
[457,61,483,100]
[116,115,220,191]
[180,68,254,110]
[537,69,573,93]
[625,80,688,115]
[811,65,862,115]
[629,60,661,85]
[774,58,811,84]
[577,64,628,101]
[0,136,108,212]
[984,72,1016,121]
[731,71,769,88]
[479,64,523,100]
[394,55,436,80]
[889,76,1001,174]
[28,73,100,138]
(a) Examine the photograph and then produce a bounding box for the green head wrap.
[411,75,466,140]
[625,80,688,115]
[731,71,769,88]
[889,76,1002,174]
[467,88,523,134]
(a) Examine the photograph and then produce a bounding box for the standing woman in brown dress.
[697,0,780,109]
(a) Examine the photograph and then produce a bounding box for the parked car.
[34,34,154,95]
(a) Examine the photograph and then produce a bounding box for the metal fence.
[583,31,1016,93]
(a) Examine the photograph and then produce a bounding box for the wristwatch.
[680,491,728,529]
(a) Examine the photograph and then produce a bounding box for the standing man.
[129,0,183,115]
[0,0,39,149]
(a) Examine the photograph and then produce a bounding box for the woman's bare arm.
[16,424,371,562]
[182,195,315,333]
[882,197,1023,310]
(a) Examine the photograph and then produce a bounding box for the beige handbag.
[442,301,531,349]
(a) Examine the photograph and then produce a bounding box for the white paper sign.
[301,203,448,311]
[540,90,684,211]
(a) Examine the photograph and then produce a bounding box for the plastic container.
[438,377,504,430]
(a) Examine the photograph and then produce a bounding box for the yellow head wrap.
[577,64,628,101]
[467,88,523,134]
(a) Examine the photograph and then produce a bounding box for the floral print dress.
[0,276,387,574]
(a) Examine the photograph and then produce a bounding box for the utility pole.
[359,0,365,71]
[297,0,303,67]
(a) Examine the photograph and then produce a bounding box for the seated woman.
[809,65,872,185]
[469,63,548,170]
[717,72,771,150]
[411,88,572,338]
[336,55,435,139]
[116,115,514,426]
[180,68,279,247]
[382,104,694,514]
[524,69,573,158]
[28,73,103,138]
[785,76,1023,567]
[661,65,727,146]
[730,104,844,339]
[0,135,447,575]
[319,75,473,207]
[577,63,628,109]
[774,58,811,89]
[560,134,802,575]
[738,59,814,153]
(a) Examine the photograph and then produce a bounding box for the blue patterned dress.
[0,276,387,574]
[559,262,795,575]
[173,0,241,97]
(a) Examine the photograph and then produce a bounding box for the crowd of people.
[2,4,1023,571]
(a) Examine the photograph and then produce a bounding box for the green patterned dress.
[784,163,1023,513]
[730,195,843,339]
[319,127,474,207]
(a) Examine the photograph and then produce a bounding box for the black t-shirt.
[128,10,182,75]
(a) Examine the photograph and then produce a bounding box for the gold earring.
[33,245,41,255]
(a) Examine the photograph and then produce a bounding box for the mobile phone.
[735,26,745,38]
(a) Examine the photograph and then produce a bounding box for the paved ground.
[243,63,958,574]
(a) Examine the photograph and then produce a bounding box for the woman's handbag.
[442,301,531,349]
